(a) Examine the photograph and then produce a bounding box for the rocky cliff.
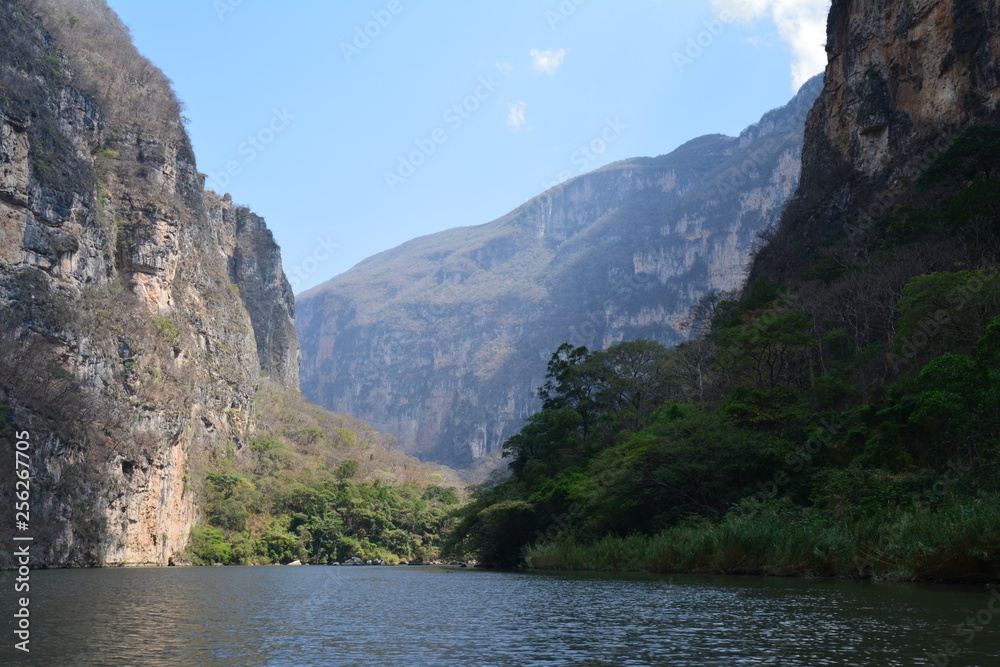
[751,0,1000,284]
[207,192,300,390]
[0,0,297,565]
[297,78,823,470]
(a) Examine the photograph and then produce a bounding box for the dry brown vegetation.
[229,380,466,492]
[27,0,185,137]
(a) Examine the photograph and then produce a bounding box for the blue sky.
[105,0,831,293]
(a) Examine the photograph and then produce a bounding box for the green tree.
[538,343,600,437]
[187,526,233,564]
[423,485,459,505]
[502,408,583,477]
[444,492,537,568]
[204,473,258,532]
[892,270,1000,369]
[918,126,1000,189]
[909,316,1000,446]
[336,459,361,480]
[589,339,676,430]
[872,316,1000,467]
[591,408,787,534]
[715,311,814,390]
[258,517,304,564]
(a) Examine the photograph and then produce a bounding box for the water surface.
[3,565,999,665]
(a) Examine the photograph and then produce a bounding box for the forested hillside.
[183,381,463,566]
[445,0,1000,581]
[446,127,1000,579]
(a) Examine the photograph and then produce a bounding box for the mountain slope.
[297,77,823,469]
[446,0,1000,578]
[751,0,1000,286]
[0,0,300,565]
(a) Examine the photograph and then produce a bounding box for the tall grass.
[526,496,1000,582]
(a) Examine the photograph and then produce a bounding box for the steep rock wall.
[751,0,1000,284]
[298,78,823,469]
[208,192,300,390]
[0,0,296,566]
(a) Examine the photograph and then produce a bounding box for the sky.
[104,0,832,294]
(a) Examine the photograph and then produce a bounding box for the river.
[3,565,999,665]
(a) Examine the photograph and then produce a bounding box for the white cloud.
[506,101,528,130]
[529,48,566,75]
[712,0,831,90]
[743,35,772,49]
[496,61,512,73]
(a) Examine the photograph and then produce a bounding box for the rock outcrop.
[208,192,300,390]
[0,0,297,565]
[297,78,823,469]
[751,0,1000,284]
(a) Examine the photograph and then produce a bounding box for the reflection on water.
[3,565,999,665]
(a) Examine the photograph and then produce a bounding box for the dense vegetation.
[444,127,1000,582]
[28,0,185,133]
[184,382,462,565]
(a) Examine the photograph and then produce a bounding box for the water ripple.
[5,567,999,666]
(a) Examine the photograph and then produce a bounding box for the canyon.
[297,77,823,469]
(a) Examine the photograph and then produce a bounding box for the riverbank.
[524,495,1000,583]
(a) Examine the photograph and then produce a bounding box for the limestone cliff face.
[751,0,1000,283]
[0,0,297,565]
[297,78,822,469]
[207,192,300,390]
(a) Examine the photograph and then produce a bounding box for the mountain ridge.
[297,76,823,469]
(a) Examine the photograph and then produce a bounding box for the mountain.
[297,77,823,470]
[751,0,1000,286]
[446,0,1000,576]
[0,0,301,565]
